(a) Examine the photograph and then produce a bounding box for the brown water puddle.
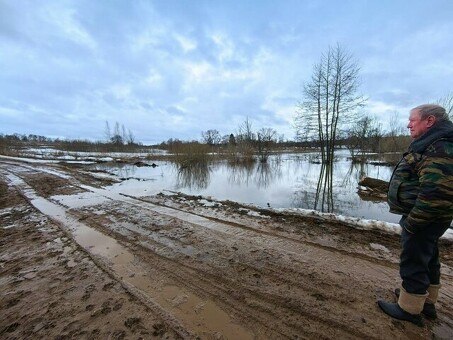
[53,184,398,286]
[9,173,254,339]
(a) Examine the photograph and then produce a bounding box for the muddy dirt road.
[1,158,453,339]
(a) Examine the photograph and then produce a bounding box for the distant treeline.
[0,131,410,153]
[0,133,147,153]
[0,130,411,167]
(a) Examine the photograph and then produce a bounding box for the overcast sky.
[1,0,452,144]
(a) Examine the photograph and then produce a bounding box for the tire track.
[2,169,255,339]
[3,160,453,339]
[2,163,385,338]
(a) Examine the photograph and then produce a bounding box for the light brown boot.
[426,284,441,304]
[378,287,428,327]
[423,284,441,319]
[395,284,440,319]
[398,287,428,315]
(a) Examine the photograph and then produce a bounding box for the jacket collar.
[410,120,453,153]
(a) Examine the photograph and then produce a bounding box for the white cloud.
[144,69,163,87]
[0,106,21,118]
[174,33,197,53]
[367,100,400,115]
[129,24,167,53]
[184,61,213,82]
[42,3,97,50]
[210,32,236,62]
[109,84,131,100]
[1,1,453,143]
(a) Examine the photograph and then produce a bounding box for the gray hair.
[412,104,450,122]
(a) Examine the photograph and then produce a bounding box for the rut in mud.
[1,158,453,339]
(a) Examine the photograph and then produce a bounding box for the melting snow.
[370,243,390,253]
[275,207,453,240]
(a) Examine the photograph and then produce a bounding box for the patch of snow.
[85,171,119,181]
[36,167,71,179]
[199,199,219,207]
[66,260,77,268]
[52,192,110,209]
[107,180,161,197]
[161,190,180,197]
[0,208,13,217]
[248,210,270,218]
[22,148,167,160]
[238,207,270,219]
[3,224,16,229]
[369,243,390,253]
[25,148,56,153]
[0,155,95,164]
[1,155,58,163]
[274,207,453,240]
[6,173,25,186]
[152,192,453,239]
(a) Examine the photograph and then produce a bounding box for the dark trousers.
[399,216,451,294]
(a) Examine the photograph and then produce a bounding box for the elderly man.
[378,104,453,326]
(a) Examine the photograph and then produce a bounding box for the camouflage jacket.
[387,120,453,233]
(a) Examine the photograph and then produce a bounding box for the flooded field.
[2,156,453,339]
[90,151,398,223]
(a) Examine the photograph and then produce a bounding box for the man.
[378,104,453,326]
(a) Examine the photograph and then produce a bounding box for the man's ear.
[426,115,436,127]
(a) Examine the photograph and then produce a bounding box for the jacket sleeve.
[403,142,453,233]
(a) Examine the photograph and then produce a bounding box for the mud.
[1,158,453,339]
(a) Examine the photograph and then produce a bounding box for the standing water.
[90,151,398,223]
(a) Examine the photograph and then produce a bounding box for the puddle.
[432,322,453,339]
[55,182,397,283]
[9,172,254,339]
[52,191,111,209]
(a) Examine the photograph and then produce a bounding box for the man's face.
[407,109,432,139]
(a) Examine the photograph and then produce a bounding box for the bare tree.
[111,122,123,145]
[256,127,277,162]
[201,129,221,145]
[368,119,384,154]
[104,121,111,141]
[387,111,405,137]
[346,114,383,162]
[121,124,127,145]
[385,112,408,152]
[237,117,254,143]
[295,44,366,164]
[296,44,365,212]
[435,91,453,118]
[228,133,236,146]
[104,121,138,146]
[127,129,135,145]
[233,117,256,161]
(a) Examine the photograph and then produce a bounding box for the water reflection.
[227,160,282,189]
[175,161,211,190]
[256,162,277,189]
[87,152,398,223]
[227,160,255,187]
[288,151,396,221]
[341,161,376,195]
[314,163,334,213]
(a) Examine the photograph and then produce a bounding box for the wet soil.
[1,158,453,339]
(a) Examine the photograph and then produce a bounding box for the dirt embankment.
[1,159,453,339]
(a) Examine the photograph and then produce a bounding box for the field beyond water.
[1,152,453,339]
